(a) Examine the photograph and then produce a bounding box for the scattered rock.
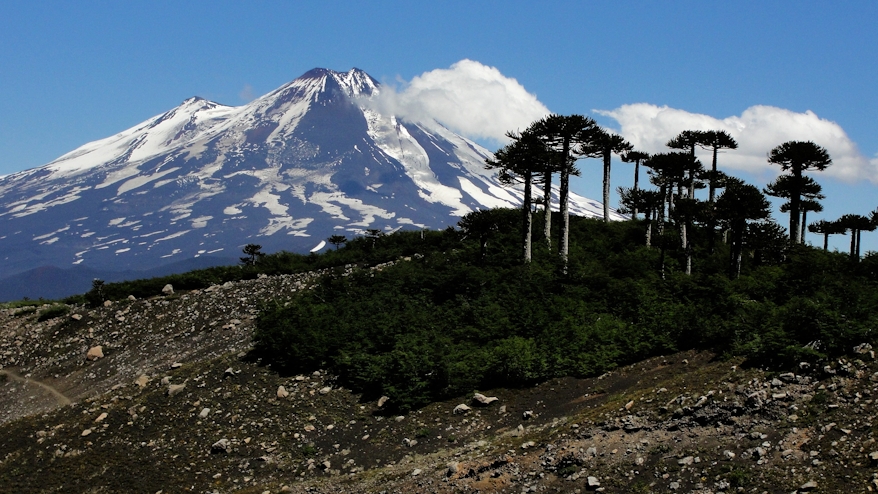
[81,429,92,437]
[377,395,389,408]
[522,410,534,420]
[170,362,182,369]
[318,386,332,395]
[472,393,499,405]
[199,408,211,419]
[799,480,818,491]
[162,284,174,295]
[127,295,136,301]
[277,386,289,399]
[167,383,186,397]
[453,404,471,415]
[94,413,107,423]
[855,343,873,354]
[86,346,104,361]
[586,476,600,488]
[211,438,229,454]
[411,468,422,476]
[70,313,83,321]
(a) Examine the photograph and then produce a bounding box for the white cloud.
[596,104,878,184]
[366,60,549,145]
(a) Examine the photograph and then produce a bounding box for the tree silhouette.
[240,244,265,266]
[667,130,709,198]
[528,114,597,272]
[837,214,876,261]
[715,180,772,278]
[698,130,738,203]
[765,174,825,244]
[621,150,650,219]
[486,130,552,262]
[808,219,845,251]
[645,152,692,277]
[580,127,632,222]
[327,235,348,250]
[766,141,832,244]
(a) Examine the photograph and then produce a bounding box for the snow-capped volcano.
[0,67,617,293]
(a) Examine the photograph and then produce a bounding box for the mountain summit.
[0,68,616,296]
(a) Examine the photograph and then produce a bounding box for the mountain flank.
[2,263,878,493]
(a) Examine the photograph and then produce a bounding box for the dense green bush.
[251,209,878,411]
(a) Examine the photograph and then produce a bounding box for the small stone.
[211,438,229,454]
[453,404,471,415]
[625,400,634,410]
[473,393,499,405]
[412,468,422,476]
[587,476,600,487]
[522,410,534,420]
[394,415,405,422]
[81,429,92,437]
[277,386,289,399]
[167,383,186,396]
[377,395,389,407]
[678,456,694,466]
[199,408,211,419]
[71,313,83,321]
[170,362,183,369]
[162,284,174,295]
[303,425,315,432]
[318,386,332,395]
[103,300,113,307]
[723,450,736,460]
[127,295,136,301]
[86,346,104,361]
[799,480,818,491]
[94,412,108,423]
[134,375,149,387]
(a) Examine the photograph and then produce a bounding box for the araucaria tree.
[715,179,771,278]
[486,130,552,262]
[240,244,265,266]
[581,128,632,223]
[620,150,650,219]
[765,174,825,244]
[528,114,597,272]
[766,141,832,244]
[699,130,738,203]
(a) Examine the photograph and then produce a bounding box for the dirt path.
[0,369,71,405]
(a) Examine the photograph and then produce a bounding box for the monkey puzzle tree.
[620,150,650,219]
[808,219,845,251]
[765,174,825,245]
[715,179,772,278]
[837,214,876,261]
[766,141,832,244]
[240,244,265,266]
[528,114,597,272]
[698,130,738,203]
[486,130,553,262]
[645,152,692,277]
[327,235,348,250]
[580,127,632,223]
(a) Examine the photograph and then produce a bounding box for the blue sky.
[2,1,876,252]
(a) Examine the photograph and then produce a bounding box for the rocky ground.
[2,269,878,493]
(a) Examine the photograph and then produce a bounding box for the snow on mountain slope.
[0,67,623,287]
